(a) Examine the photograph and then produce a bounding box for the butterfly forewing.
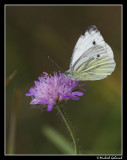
[72,45,106,70]
[73,52,116,81]
[70,25,106,68]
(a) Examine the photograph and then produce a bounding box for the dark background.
[6,5,122,155]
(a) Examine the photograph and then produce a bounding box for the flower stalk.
[57,104,79,154]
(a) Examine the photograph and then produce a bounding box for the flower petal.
[43,72,48,76]
[71,96,80,100]
[26,93,32,96]
[79,87,86,92]
[29,87,35,93]
[39,99,49,104]
[78,83,86,86]
[72,91,84,96]
[30,99,39,104]
[34,81,40,86]
[47,104,53,111]
[64,95,71,99]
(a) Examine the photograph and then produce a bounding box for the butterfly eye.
[93,41,96,45]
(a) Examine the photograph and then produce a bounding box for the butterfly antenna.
[48,56,63,72]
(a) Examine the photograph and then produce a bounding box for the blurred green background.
[6,5,122,155]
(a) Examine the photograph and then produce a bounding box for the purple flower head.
[26,72,86,111]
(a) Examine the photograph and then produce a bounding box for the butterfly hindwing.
[72,51,116,81]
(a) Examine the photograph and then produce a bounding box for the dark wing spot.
[97,54,100,58]
[93,41,96,45]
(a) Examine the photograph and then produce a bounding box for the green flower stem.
[57,105,79,154]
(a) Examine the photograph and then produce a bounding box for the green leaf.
[41,126,75,154]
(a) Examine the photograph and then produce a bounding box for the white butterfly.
[64,25,116,81]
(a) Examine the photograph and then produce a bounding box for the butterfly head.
[63,70,75,80]
[63,69,80,81]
